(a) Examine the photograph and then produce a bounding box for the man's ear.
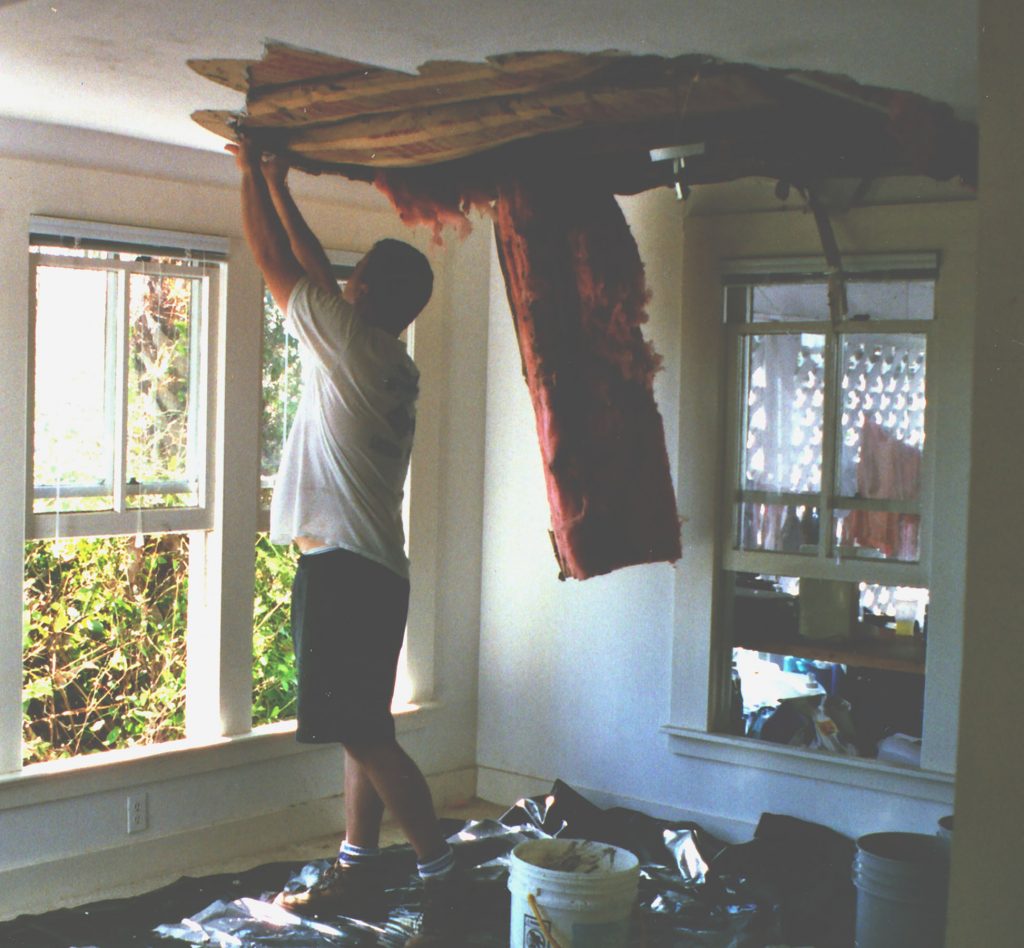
[343,276,366,304]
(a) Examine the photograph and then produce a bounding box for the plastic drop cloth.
[150,779,855,947]
[0,779,853,946]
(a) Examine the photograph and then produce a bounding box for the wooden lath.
[242,48,642,126]
[280,75,775,167]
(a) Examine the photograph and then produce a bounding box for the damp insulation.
[493,171,681,579]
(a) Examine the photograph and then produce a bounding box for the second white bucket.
[853,831,947,948]
[508,838,640,948]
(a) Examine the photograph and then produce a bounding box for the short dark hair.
[360,239,433,332]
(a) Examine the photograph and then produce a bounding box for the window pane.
[127,272,199,506]
[729,575,928,760]
[23,535,188,764]
[834,508,922,562]
[845,280,934,321]
[741,334,825,492]
[748,278,935,323]
[261,291,303,503]
[860,583,929,636]
[33,266,114,512]
[260,270,351,503]
[837,333,926,499]
[249,533,416,725]
[252,534,297,727]
[751,283,830,322]
[738,501,820,553]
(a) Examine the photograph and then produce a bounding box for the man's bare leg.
[344,738,448,862]
[343,750,386,850]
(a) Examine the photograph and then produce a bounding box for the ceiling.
[0,0,977,156]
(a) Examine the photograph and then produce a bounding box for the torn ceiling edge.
[191,44,976,578]
[190,43,977,191]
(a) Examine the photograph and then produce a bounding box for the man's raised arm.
[260,154,340,298]
[227,140,305,311]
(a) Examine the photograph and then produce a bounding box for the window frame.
[719,253,937,589]
[256,248,360,527]
[26,219,225,541]
[254,246,423,713]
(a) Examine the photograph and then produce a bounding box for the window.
[29,217,222,537]
[23,218,224,763]
[252,249,415,726]
[20,221,425,764]
[719,255,936,764]
[258,253,357,511]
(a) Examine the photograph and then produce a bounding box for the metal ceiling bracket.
[650,143,706,200]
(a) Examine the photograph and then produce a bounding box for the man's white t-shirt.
[270,278,419,579]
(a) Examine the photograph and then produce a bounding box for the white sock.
[338,840,380,869]
[417,844,455,881]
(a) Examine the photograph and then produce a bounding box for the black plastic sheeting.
[0,779,856,947]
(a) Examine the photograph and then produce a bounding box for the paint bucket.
[507,838,639,948]
[853,832,948,948]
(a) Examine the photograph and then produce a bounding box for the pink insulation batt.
[492,171,681,579]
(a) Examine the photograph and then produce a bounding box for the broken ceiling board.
[191,43,976,191]
[191,43,975,581]
[188,57,254,93]
[190,42,394,93]
[191,108,241,141]
[281,80,776,168]
[241,49,643,127]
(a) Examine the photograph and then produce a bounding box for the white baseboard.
[0,766,476,922]
[420,765,478,814]
[476,765,554,810]
[476,766,756,843]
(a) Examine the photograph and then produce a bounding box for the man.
[228,139,458,940]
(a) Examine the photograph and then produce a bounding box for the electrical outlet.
[127,792,148,834]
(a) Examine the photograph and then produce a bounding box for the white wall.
[477,187,685,816]
[947,0,1024,941]
[0,133,488,917]
[478,183,971,843]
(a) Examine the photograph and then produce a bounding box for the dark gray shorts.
[290,548,410,745]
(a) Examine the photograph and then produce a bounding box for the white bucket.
[508,838,640,948]
[853,832,948,948]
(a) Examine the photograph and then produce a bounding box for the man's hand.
[225,139,260,172]
[261,152,290,189]
[226,140,289,187]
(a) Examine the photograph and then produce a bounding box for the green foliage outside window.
[23,535,189,764]
[251,534,298,726]
[22,535,298,766]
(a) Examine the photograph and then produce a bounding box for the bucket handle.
[527,892,566,948]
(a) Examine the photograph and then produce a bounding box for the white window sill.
[0,702,439,811]
[662,724,954,804]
